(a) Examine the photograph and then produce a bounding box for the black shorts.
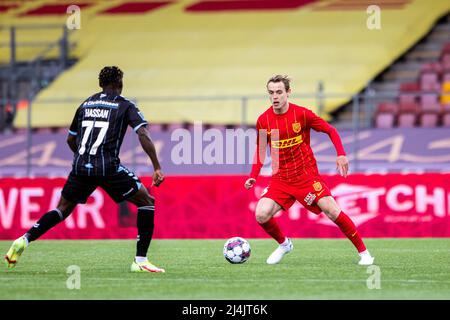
[61,166,143,204]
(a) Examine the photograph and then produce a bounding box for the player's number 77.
[79,120,109,155]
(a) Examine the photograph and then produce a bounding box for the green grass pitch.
[1,238,449,300]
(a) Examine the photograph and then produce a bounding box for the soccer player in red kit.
[245,75,374,266]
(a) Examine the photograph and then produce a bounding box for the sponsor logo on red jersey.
[271,135,303,149]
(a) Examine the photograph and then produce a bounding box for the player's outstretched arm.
[136,126,164,187]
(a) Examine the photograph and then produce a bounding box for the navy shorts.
[61,166,142,204]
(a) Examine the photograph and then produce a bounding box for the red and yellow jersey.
[250,103,346,183]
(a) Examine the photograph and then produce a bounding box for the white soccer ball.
[223,237,251,264]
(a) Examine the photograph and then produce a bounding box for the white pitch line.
[1,277,449,284]
[2,278,446,284]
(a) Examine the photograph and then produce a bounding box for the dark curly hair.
[99,66,123,88]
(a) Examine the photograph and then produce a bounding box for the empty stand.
[7,0,450,128]
[375,35,450,128]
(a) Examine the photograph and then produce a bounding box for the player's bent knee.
[322,207,341,220]
[255,210,271,224]
[318,197,341,220]
[128,187,154,207]
[144,198,154,207]
[143,192,155,206]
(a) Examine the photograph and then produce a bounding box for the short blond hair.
[267,75,291,91]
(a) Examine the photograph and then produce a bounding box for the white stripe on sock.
[55,208,64,221]
[138,206,155,211]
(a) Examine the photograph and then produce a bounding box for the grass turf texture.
[1,238,449,299]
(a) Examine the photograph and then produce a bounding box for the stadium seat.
[420,72,441,92]
[442,111,450,127]
[374,102,398,128]
[442,103,450,111]
[400,82,420,91]
[441,103,450,126]
[442,53,450,67]
[399,93,417,105]
[397,102,419,127]
[421,92,439,107]
[441,43,450,56]
[375,113,396,128]
[418,100,441,127]
[419,113,440,127]
[421,61,443,74]
[399,82,419,105]
[443,73,450,83]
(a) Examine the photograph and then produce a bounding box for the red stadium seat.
[400,82,420,92]
[397,102,419,127]
[399,93,417,105]
[420,93,439,109]
[375,113,396,128]
[441,43,450,55]
[442,53,450,66]
[420,61,442,74]
[418,100,441,127]
[420,72,441,92]
[399,82,419,105]
[377,102,398,113]
[419,113,440,127]
[398,114,417,127]
[374,102,398,128]
[442,112,450,127]
[443,73,450,83]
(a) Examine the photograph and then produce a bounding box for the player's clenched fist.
[336,155,349,178]
[244,178,256,190]
[152,169,165,187]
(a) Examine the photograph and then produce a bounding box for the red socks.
[259,218,286,244]
[334,212,366,253]
[258,212,366,252]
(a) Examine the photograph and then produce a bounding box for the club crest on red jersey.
[313,181,323,192]
[292,122,301,133]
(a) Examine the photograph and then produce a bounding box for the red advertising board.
[1,174,449,239]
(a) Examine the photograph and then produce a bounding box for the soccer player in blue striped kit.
[5,66,165,273]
